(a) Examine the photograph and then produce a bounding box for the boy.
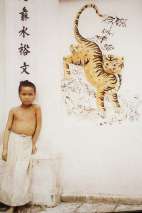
[0,80,41,209]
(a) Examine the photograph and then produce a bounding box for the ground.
[3,202,142,213]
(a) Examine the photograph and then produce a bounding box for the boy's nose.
[24,97,30,100]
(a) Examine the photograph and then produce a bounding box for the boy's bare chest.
[14,109,36,121]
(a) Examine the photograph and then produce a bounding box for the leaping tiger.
[63,4,124,112]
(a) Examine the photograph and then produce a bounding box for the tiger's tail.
[74,4,107,48]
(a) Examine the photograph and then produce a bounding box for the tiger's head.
[103,54,124,74]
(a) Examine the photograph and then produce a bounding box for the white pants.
[0,132,32,206]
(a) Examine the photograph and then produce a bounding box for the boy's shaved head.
[19,80,36,93]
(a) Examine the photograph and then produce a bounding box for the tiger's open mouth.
[107,69,114,73]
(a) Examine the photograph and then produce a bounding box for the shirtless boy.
[0,80,42,209]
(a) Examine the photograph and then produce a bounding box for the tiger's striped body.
[63,4,124,112]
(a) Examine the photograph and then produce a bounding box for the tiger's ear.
[117,56,124,62]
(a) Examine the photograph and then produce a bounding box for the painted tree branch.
[95,16,127,52]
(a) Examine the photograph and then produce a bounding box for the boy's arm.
[2,109,14,160]
[32,106,42,154]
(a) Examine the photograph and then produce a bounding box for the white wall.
[0,0,6,135]
[1,0,142,197]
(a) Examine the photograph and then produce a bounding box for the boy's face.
[19,86,36,106]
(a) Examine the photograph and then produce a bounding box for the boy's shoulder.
[32,104,41,110]
[9,106,20,113]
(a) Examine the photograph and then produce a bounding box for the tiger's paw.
[98,110,106,118]
[115,107,123,114]
[64,70,71,80]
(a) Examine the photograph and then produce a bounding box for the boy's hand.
[32,145,37,154]
[2,150,8,161]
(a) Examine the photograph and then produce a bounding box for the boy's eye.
[21,93,33,96]
[28,93,34,96]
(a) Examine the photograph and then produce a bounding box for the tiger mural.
[63,4,124,112]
